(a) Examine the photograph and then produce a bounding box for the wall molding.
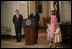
[1,35,25,38]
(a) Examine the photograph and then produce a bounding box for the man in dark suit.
[13,9,23,42]
[28,9,40,43]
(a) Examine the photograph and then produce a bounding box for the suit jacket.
[13,15,23,29]
[28,13,40,27]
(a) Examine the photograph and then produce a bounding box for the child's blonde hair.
[56,23,60,27]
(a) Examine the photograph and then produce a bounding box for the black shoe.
[35,41,38,44]
[17,40,21,42]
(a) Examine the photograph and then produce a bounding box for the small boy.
[46,24,52,47]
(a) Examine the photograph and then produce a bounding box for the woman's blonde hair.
[50,10,56,15]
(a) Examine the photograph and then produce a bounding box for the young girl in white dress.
[54,23,62,48]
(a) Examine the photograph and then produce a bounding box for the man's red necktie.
[17,16,19,21]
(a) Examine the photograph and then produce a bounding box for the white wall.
[50,1,54,10]
[64,1,71,23]
[16,1,28,19]
[1,1,28,36]
[59,1,71,23]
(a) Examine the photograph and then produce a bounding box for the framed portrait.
[35,1,42,13]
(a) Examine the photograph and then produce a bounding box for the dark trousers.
[35,26,39,42]
[16,32,21,42]
[15,25,22,42]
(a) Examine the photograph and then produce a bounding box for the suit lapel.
[16,15,20,21]
[32,13,36,18]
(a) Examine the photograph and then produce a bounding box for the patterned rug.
[1,36,50,48]
[1,36,70,48]
[1,29,71,48]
